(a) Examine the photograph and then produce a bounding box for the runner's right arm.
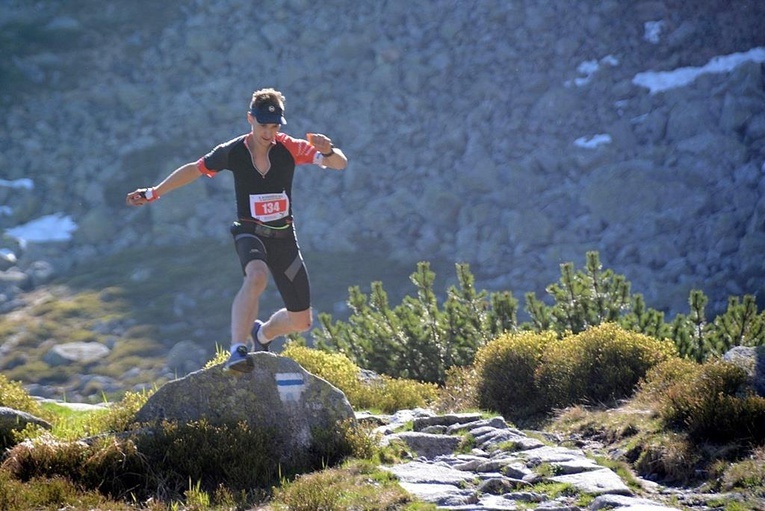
[125,162,203,206]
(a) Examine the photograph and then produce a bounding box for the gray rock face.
[133,353,355,464]
[2,0,764,323]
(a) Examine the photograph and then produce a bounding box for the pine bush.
[313,261,518,384]
[523,251,764,363]
[526,252,631,334]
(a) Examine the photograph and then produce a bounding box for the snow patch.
[5,213,78,246]
[566,55,620,87]
[574,134,612,149]
[0,178,34,190]
[633,47,765,94]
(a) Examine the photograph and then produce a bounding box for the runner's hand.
[126,187,159,206]
[307,133,333,154]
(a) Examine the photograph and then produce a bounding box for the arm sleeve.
[196,156,216,177]
[197,138,240,176]
[276,132,322,165]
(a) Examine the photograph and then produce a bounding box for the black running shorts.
[230,221,311,312]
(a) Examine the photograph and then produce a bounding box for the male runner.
[126,87,347,371]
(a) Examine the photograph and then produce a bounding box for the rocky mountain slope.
[2,0,765,318]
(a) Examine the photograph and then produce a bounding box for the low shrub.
[2,415,354,503]
[0,374,56,450]
[356,375,439,413]
[435,364,480,413]
[1,410,368,507]
[635,357,699,404]
[720,446,765,493]
[474,330,558,421]
[0,470,121,511]
[0,374,52,421]
[2,434,150,501]
[83,388,153,434]
[282,344,364,400]
[632,433,700,484]
[273,470,345,511]
[3,435,90,481]
[652,360,765,444]
[134,419,282,496]
[282,344,437,413]
[537,323,676,410]
[271,459,416,511]
[475,325,674,422]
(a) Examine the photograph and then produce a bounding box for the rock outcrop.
[3,397,758,508]
[0,406,51,449]
[724,345,765,397]
[367,409,684,510]
[133,352,355,466]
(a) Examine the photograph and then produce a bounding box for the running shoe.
[226,345,253,372]
[251,320,271,352]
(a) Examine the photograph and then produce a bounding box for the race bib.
[250,192,289,222]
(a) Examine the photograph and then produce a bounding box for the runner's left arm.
[308,132,347,170]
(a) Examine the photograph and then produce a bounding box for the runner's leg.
[259,308,312,342]
[231,259,269,345]
[230,222,270,348]
[258,238,312,343]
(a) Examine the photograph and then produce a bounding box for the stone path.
[358,409,678,511]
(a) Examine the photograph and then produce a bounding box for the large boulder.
[165,340,208,375]
[43,341,111,366]
[133,352,355,465]
[723,345,765,397]
[0,407,52,449]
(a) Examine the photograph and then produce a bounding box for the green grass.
[529,481,579,499]
[0,285,167,399]
[40,402,109,440]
